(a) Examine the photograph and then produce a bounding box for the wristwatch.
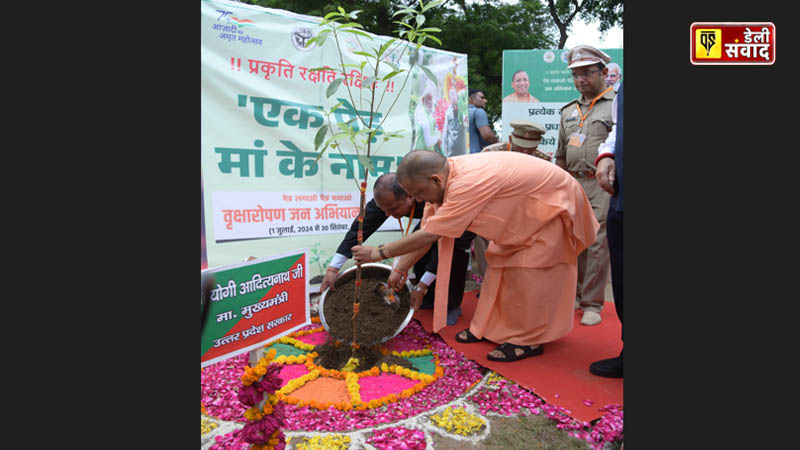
[413,284,428,294]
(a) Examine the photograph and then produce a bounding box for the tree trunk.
[557,24,568,49]
[547,0,587,49]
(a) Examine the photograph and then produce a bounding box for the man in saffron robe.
[352,150,599,362]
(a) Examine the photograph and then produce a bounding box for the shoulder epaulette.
[560,99,578,112]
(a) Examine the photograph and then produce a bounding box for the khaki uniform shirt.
[554,88,616,173]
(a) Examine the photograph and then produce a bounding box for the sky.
[487,0,624,49]
[565,16,623,49]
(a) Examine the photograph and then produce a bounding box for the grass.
[430,412,609,450]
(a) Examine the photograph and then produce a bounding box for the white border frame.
[690,22,776,65]
[201,248,311,368]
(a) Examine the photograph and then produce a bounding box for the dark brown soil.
[314,340,415,371]
[318,265,413,371]
[322,266,411,347]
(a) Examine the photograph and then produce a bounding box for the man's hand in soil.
[387,269,407,292]
[320,267,338,292]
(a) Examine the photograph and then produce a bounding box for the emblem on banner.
[292,27,316,52]
[690,22,775,65]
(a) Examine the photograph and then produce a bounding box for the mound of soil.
[314,340,415,371]
[322,265,411,348]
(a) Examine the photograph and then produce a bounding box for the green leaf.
[357,154,375,173]
[329,100,344,112]
[314,124,329,150]
[424,34,442,46]
[362,76,377,88]
[337,120,356,134]
[382,70,403,81]
[394,20,415,29]
[352,51,374,59]
[420,65,438,88]
[328,132,350,143]
[342,29,373,39]
[392,8,417,17]
[377,39,396,57]
[415,14,425,27]
[337,6,345,14]
[422,0,445,12]
[385,60,400,73]
[417,27,441,33]
[326,77,344,98]
[349,10,361,19]
[336,22,364,30]
[315,145,328,161]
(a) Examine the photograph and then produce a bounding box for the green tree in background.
[547,0,623,49]
[236,0,621,133]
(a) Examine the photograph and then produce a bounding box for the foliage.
[307,2,443,176]
[309,242,328,274]
[238,0,553,129]
[237,0,621,153]
[579,0,623,34]
[547,0,623,49]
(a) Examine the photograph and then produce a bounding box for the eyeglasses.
[569,69,602,80]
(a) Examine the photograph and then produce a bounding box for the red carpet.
[413,290,622,423]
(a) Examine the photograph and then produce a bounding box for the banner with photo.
[500,48,623,161]
[201,0,469,285]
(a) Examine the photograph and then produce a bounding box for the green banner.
[201,0,469,287]
[501,48,623,160]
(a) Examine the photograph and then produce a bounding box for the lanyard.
[397,200,416,237]
[576,86,614,128]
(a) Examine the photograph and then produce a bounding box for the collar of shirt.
[578,87,615,105]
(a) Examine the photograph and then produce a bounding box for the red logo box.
[690,22,775,65]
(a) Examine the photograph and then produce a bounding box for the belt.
[569,170,595,179]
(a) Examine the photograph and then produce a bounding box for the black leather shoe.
[589,355,623,378]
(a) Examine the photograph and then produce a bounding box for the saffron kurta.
[421,152,599,344]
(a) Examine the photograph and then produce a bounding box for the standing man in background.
[591,81,624,378]
[555,45,616,327]
[468,89,498,154]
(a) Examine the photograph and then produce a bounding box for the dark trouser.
[416,234,472,312]
[607,206,623,341]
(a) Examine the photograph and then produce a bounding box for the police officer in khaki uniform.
[555,45,616,326]
[471,120,550,278]
[482,120,550,160]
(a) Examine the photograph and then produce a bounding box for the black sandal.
[486,343,543,362]
[455,328,483,343]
